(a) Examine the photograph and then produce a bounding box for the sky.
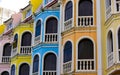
[0,0,30,12]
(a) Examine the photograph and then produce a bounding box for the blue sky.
[0,0,29,12]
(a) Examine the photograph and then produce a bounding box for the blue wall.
[32,10,60,75]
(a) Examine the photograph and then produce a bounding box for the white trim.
[32,53,41,75]
[62,39,74,73]
[42,51,57,75]
[76,36,96,72]
[96,0,102,74]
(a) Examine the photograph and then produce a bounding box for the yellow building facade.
[10,4,33,75]
[101,0,120,75]
[60,0,101,75]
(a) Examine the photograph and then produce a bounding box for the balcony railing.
[20,46,31,54]
[78,16,93,26]
[43,71,56,75]
[34,35,41,45]
[11,48,17,57]
[108,52,113,67]
[64,18,73,31]
[63,61,72,73]
[32,72,38,75]
[77,59,95,71]
[106,6,111,19]
[45,33,58,43]
[2,56,11,63]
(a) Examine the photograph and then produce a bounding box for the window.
[65,1,73,21]
[13,34,18,49]
[78,38,94,70]
[43,53,57,70]
[45,0,52,4]
[78,39,94,59]
[3,43,11,56]
[26,10,32,18]
[63,41,72,63]
[33,55,39,73]
[46,17,58,33]
[1,71,9,75]
[106,0,111,9]
[35,20,41,37]
[21,32,32,46]
[11,65,15,75]
[7,22,12,30]
[19,63,30,75]
[107,31,114,67]
[116,0,120,12]
[78,0,93,16]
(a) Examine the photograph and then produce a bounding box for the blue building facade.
[32,9,60,75]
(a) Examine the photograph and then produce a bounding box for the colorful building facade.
[32,0,60,75]
[101,0,120,75]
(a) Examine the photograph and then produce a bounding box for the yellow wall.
[30,0,43,13]
[0,24,5,35]
[11,23,33,75]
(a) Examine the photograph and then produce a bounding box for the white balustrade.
[78,16,93,26]
[34,35,41,45]
[43,71,56,75]
[2,56,11,63]
[20,46,31,54]
[11,48,17,57]
[63,61,72,73]
[64,18,73,31]
[32,72,38,75]
[77,59,94,71]
[108,52,113,67]
[45,33,58,43]
[106,6,111,19]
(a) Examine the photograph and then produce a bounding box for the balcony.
[64,18,73,31]
[45,33,58,43]
[20,46,31,55]
[77,59,95,71]
[32,72,38,75]
[106,6,111,19]
[63,61,72,73]
[2,56,11,63]
[108,52,113,67]
[11,48,17,57]
[34,35,41,45]
[43,71,56,75]
[78,16,93,26]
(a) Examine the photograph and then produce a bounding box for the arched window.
[65,1,73,21]
[33,55,39,73]
[63,41,72,63]
[118,28,120,49]
[21,32,32,46]
[78,39,94,59]
[19,63,30,75]
[35,20,41,37]
[11,65,15,75]
[43,53,57,70]
[78,0,93,16]
[13,34,18,49]
[46,17,58,33]
[107,31,113,54]
[3,43,11,56]
[1,71,9,75]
